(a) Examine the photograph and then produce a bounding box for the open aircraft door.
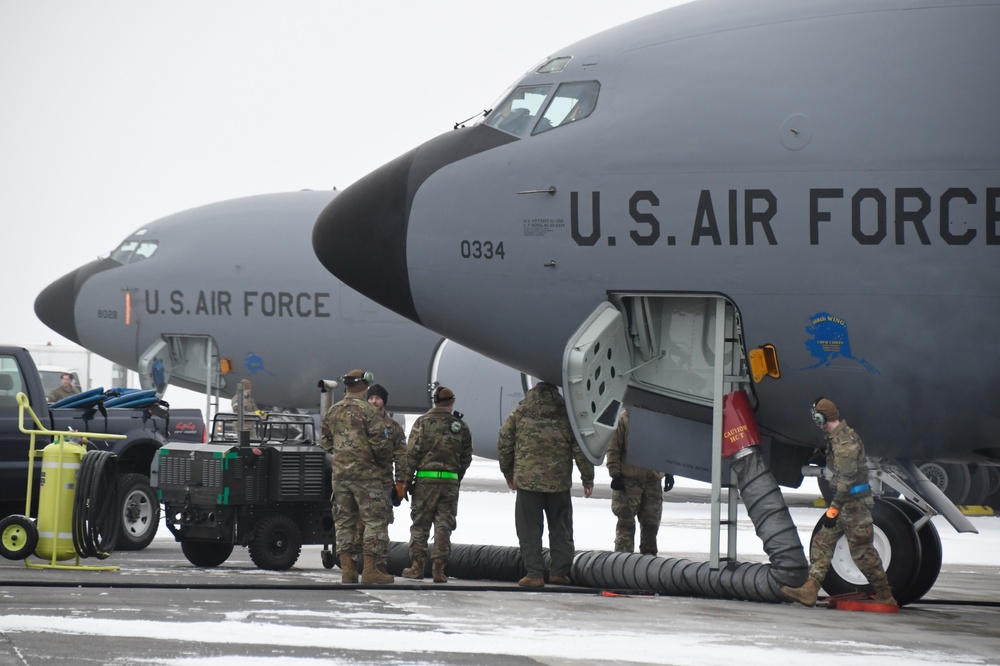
[562,294,753,475]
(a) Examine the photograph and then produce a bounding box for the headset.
[432,385,455,404]
[811,396,827,426]
[342,371,374,387]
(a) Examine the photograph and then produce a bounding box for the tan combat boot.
[518,575,545,588]
[402,554,425,580]
[339,552,358,584]
[873,582,898,606]
[781,577,821,606]
[361,554,394,584]
[432,559,448,583]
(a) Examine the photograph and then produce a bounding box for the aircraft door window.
[533,81,600,135]
[485,84,551,138]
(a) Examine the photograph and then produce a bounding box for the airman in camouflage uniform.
[350,383,409,571]
[401,386,473,583]
[319,369,394,584]
[606,408,665,555]
[782,398,896,606]
[497,381,594,588]
[230,378,259,437]
[46,373,80,403]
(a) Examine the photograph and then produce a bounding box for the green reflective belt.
[415,470,458,480]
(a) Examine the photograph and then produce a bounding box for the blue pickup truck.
[0,345,205,550]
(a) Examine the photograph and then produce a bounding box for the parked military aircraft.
[312,0,1000,603]
[33,190,528,457]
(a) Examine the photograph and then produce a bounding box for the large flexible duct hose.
[388,448,807,603]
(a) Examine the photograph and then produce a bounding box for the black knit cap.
[367,383,388,405]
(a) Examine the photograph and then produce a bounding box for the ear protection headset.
[342,371,374,387]
[432,386,455,404]
[811,396,827,426]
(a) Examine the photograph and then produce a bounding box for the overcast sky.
[0,1,683,348]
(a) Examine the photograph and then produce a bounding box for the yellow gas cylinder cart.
[0,393,124,570]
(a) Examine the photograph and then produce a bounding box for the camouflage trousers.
[333,477,391,559]
[808,495,888,587]
[408,482,460,561]
[611,476,663,555]
[353,483,396,565]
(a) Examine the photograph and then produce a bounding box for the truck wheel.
[181,539,234,567]
[248,514,302,570]
[116,473,161,551]
[0,515,38,560]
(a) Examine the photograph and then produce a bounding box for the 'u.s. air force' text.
[566,187,1000,247]
[141,290,330,317]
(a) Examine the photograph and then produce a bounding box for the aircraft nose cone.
[313,125,518,326]
[34,258,119,344]
[35,269,82,343]
[313,148,422,324]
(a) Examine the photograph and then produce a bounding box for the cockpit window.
[111,239,159,264]
[532,81,600,135]
[485,85,551,138]
[536,57,571,74]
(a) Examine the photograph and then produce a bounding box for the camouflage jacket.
[46,385,79,403]
[320,394,392,482]
[497,383,594,493]
[605,409,663,482]
[824,420,871,508]
[407,406,473,484]
[378,411,409,484]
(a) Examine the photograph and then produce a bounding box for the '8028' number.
[460,240,505,259]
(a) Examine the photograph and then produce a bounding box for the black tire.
[321,549,336,569]
[815,499,920,606]
[181,539,234,567]
[918,462,971,505]
[964,464,991,507]
[248,514,302,570]
[0,514,38,560]
[115,473,160,551]
[883,498,942,605]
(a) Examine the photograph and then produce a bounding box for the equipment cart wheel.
[0,514,38,560]
[321,548,336,569]
[116,473,160,551]
[248,514,303,570]
[180,539,234,567]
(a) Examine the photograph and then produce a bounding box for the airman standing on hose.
[782,397,896,607]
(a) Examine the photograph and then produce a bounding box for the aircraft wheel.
[0,515,38,560]
[918,461,971,505]
[115,473,160,551]
[321,549,336,569]
[816,500,920,606]
[248,514,302,570]
[882,498,942,605]
[964,464,991,507]
[180,539,234,567]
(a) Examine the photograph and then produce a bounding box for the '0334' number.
[460,240,505,259]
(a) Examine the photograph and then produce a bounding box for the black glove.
[390,484,403,507]
[819,506,839,529]
[610,476,625,491]
[663,474,675,492]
